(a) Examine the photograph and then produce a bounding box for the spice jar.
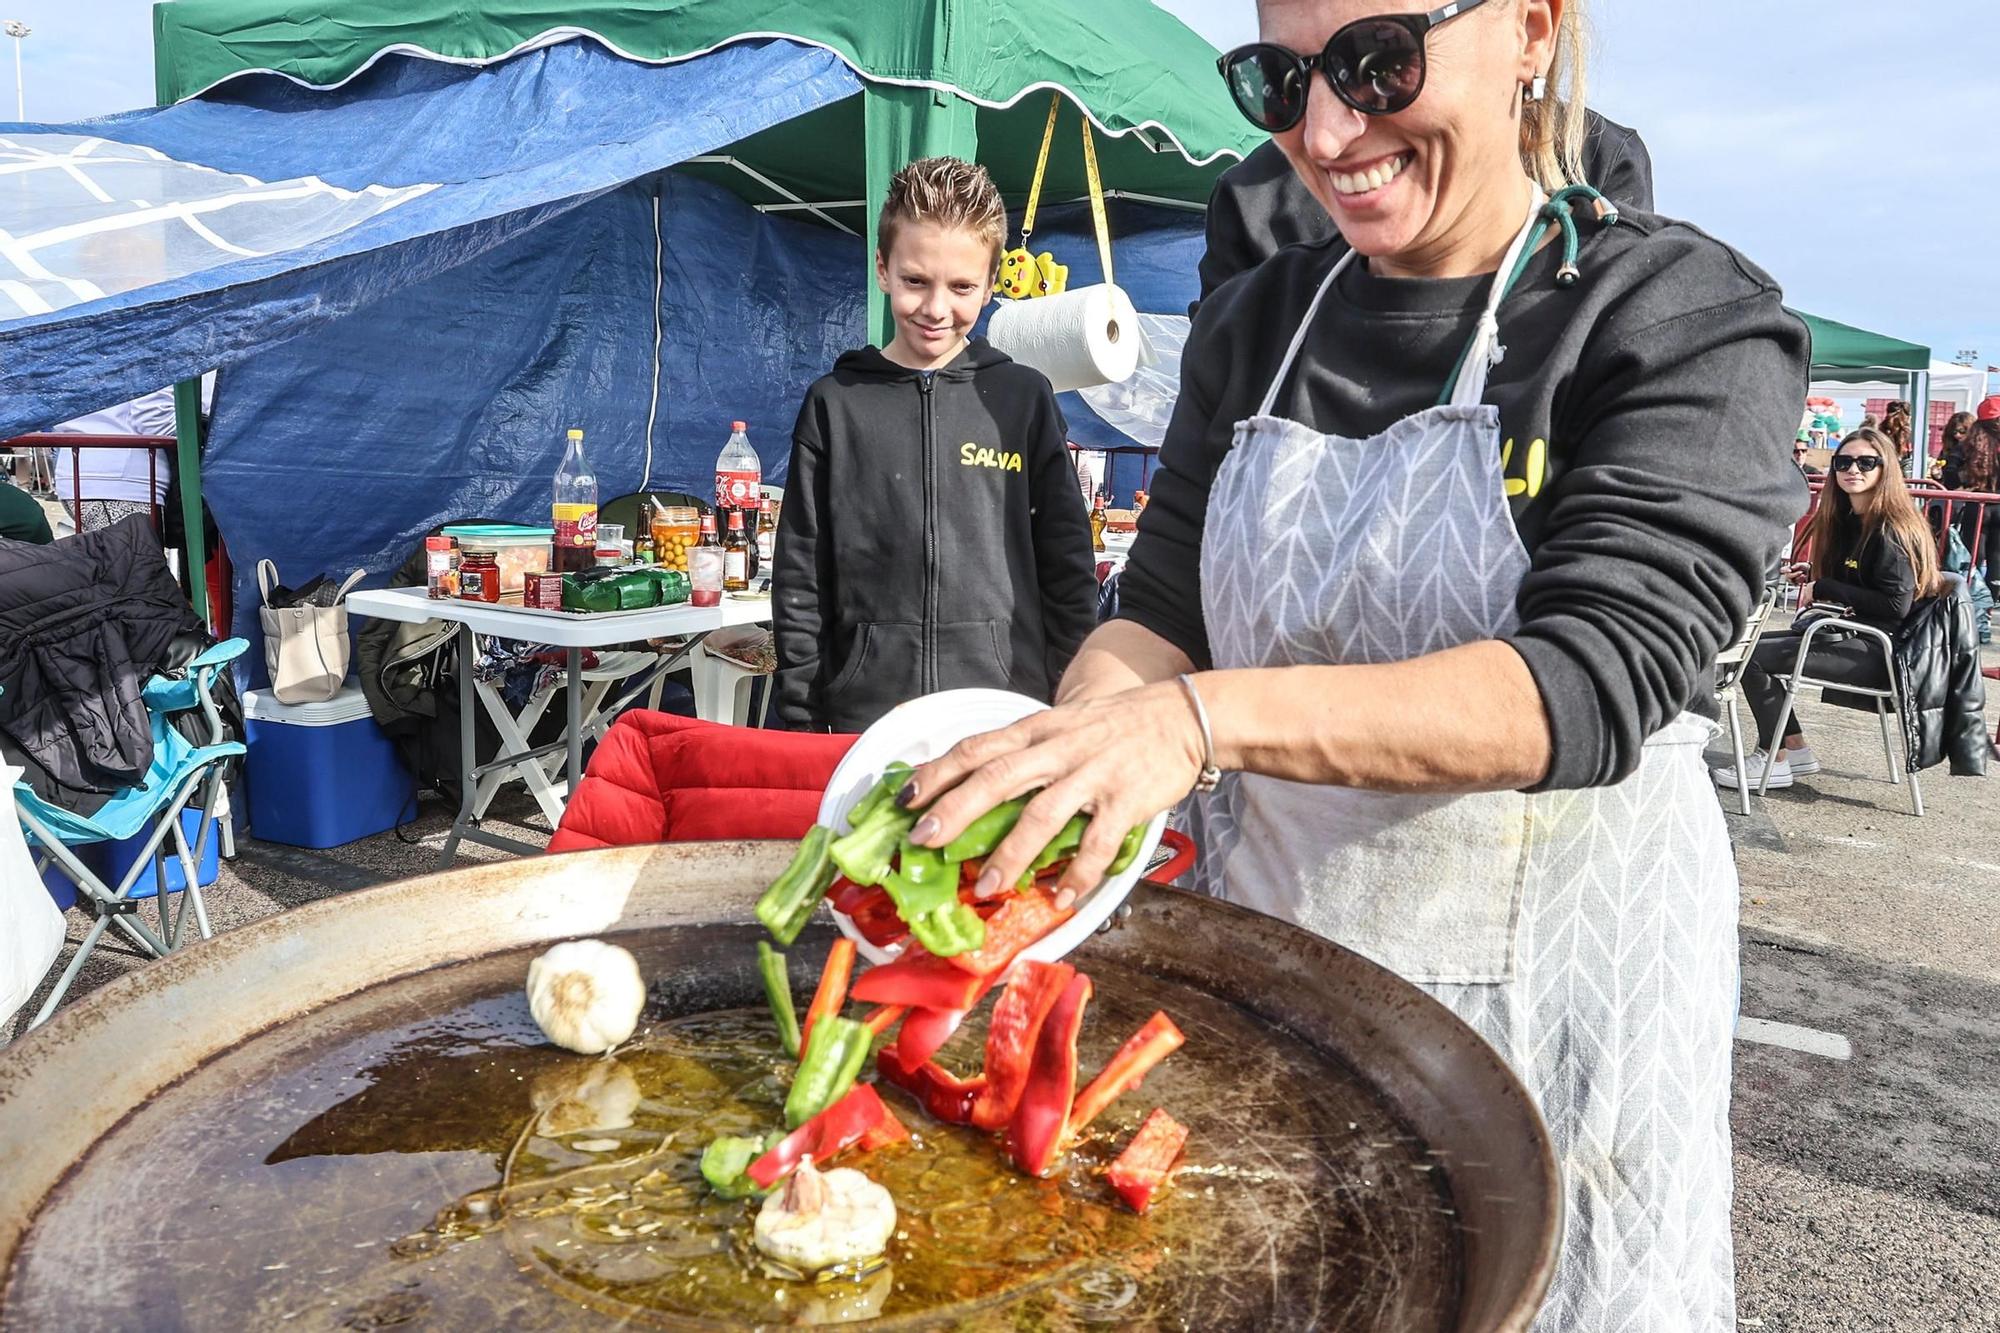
[425,535,459,599]
[458,551,502,603]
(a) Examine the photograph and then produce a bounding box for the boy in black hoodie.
[773,157,1097,732]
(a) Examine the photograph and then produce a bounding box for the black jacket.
[1196,111,1656,309]
[1814,514,1916,632]
[1887,587,1988,776]
[0,516,209,811]
[774,341,1098,732]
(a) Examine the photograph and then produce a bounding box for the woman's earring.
[1526,75,1547,102]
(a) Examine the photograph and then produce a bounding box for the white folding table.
[347,587,771,865]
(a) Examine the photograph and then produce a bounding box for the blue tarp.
[0,39,865,438]
[0,34,1208,652]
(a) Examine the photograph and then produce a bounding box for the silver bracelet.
[1176,673,1223,793]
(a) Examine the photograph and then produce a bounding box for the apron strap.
[1255,248,1358,420]
[1441,182,1617,408]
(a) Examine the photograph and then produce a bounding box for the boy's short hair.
[877,157,1008,272]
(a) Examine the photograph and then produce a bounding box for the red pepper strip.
[863,1004,908,1036]
[945,888,1074,977]
[876,1046,988,1125]
[895,1005,969,1067]
[832,879,911,946]
[747,1084,901,1190]
[1068,1012,1187,1136]
[850,949,990,1011]
[857,1104,913,1152]
[826,876,871,916]
[970,961,1075,1132]
[1006,970,1094,1176]
[1105,1108,1189,1214]
[799,937,857,1053]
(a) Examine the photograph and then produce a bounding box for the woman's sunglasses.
[1216,0,1492,132]
[1830,454,1884,474]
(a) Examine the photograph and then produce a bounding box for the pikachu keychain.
[997,95,1073,300]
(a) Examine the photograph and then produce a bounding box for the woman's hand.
[901,681,1206,906]
[1798,580,1815,605]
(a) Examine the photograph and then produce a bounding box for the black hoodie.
[773,340,1098,732]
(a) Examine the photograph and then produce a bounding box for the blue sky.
[12,0,1999,367]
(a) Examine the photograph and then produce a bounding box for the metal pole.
[172,379,208,623]
[3,22,27,122]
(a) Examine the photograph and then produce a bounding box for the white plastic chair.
[1756,613,1922,817]
[1714,584,1780,815]
[691,628,773,728]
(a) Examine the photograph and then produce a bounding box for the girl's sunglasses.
[1216,0,1492,132]
[1831,455,1884,474]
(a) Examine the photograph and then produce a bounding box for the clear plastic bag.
[1,765,66,1031]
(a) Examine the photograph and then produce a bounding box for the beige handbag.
[258,560,366,705]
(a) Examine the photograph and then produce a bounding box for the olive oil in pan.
[5,939,1461,1331]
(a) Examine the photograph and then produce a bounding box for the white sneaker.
[1714,750,1792,790]
[1783,745,1821,776]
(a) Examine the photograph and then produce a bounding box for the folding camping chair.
[12,639,248,1030]
[469,648,684,826]
[1713,583,1781,815]
[1755,614,1923,817]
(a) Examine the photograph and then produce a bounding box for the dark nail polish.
[896,781,919,809]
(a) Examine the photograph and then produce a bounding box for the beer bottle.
[1090,490,1108,553]
[756,496,778,570]
[723,510,750,592]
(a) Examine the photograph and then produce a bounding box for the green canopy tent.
[1790,308,1933,472]
[147,2,1259,614]
[152,0,1259,341]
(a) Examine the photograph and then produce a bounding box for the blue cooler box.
[244,685,414,848]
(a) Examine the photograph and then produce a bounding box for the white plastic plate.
[815,688,1167,967]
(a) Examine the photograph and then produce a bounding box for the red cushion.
[549,712,856,852]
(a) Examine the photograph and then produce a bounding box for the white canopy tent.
[1811,361,1988,419]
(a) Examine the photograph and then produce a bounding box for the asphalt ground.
[9,651,1997,1328]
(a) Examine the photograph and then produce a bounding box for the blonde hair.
[1804,428,1941,598]
[877,157,1008,271]
[1520,0,1591,192]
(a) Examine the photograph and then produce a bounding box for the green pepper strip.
[940,797,1028,862]
[844,762,913,830]
[755,824,836,946]
[882,845,986,957]
[1107,824,1147,876]
[757,941,801,1058]
[828,799,918,888]
[699,1134,774,1200]
[784,1013,871,1129]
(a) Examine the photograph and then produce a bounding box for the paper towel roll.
[986,284,1142,393]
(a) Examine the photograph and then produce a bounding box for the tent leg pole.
[173,378,209,627]
[863,86,977,347]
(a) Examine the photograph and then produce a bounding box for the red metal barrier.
[2,432,175,534]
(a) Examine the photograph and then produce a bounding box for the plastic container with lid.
[441,524,552,601]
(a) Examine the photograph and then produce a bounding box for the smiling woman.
[903,2,1812,1329]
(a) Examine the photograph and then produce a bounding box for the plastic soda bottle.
[715,420,760,512]
[552,427,598,574]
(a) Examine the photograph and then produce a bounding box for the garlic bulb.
[530,1058,641,1137]
[752,1159,897,1273]
[525,939,646,1055]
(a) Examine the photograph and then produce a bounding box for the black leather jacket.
[1895,587,1990,776]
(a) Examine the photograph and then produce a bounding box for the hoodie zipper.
[919,372,938,694]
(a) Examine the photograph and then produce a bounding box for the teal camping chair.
[12,638,247,1030]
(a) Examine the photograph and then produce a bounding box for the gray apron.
[1197,201,1739,1331]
